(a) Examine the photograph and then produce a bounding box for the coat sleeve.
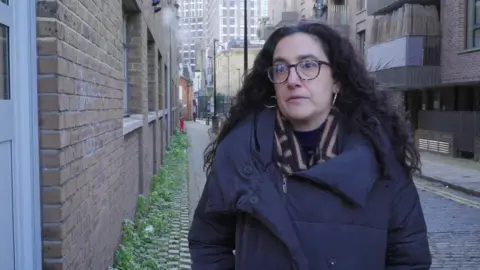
[188,170,236,270]
[386,179,432,269]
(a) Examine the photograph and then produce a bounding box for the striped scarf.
[274,108,341,175]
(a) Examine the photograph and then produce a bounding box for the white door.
[0,1,42,269]
[0,0,15,269]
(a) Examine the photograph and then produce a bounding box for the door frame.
[9,0,42,269]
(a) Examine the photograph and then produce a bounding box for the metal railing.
[328,5,348,25]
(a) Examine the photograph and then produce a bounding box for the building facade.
[260,0,270,17]
[358,0,480,161]
[215,46,262,96]
[180,66,194,120]
[264,0,350,38]
[179,0,206,70]
[206,0,263,47]
[261,0,479,161]
[1,0,181,269]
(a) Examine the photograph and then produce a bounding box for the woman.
[188,22,431,270]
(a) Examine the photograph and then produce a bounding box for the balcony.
[367,0,438,16]
[312,1,349,38]
[366,3,441,89]
[326,4,349,37]
[367,35,440,89]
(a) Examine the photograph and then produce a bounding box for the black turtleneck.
[293,123,325,161]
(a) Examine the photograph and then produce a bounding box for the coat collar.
[252,108,381,207]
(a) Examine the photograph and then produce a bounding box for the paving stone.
[419,152,480,196]
[418,178,480,268]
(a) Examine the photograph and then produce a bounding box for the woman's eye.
[301,61,317,69]
[275,65,287,73]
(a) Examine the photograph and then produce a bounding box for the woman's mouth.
[287,96,307,101]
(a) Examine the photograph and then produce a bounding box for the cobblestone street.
[416,178,480,269]
[186,121,480,269]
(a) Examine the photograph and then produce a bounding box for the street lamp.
[226,52,231,97]
[236,68,241,90]
[213,39,218,131]
[244,0,248,73]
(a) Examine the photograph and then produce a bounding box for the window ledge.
[123,116,142,135]
[356,9,366,15]
[458,47,480,55]
[123,109,168,136]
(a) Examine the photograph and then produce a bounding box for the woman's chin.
[283,110,313,122]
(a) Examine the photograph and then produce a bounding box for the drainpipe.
[166,24,172,145]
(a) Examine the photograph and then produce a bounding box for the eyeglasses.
[267,60,330,84]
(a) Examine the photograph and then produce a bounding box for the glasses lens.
[268,64,289,83]
[297,60,320,80]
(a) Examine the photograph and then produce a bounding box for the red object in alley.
[180,117,185,133]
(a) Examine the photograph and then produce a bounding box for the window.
[123,14,129,115]
[357,0,366,11]
[356,30,366,56]
[467,0,480,49]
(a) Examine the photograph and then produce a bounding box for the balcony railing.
[367,35,441,69]
[367,35,441,89]
[366,3,441,89]
[327,4,348,25]
[367,0,439,16]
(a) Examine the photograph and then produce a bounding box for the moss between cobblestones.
[112,131,189,270]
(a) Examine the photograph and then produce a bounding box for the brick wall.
[179,76,193,120]
[441,0,480,84]
[186,84,193,120]
[36,0,179,268]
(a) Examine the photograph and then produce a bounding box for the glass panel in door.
[0,23,9,99]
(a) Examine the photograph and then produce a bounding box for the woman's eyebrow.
[272,56,288,63]
[272,54,320,64]
[297,54,320,61]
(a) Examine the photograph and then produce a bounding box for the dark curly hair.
[204,22,421,178]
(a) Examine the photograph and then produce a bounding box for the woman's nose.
[287,67,301,86]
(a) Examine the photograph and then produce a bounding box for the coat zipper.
[282,174,288,193]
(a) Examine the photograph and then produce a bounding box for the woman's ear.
[332,83,340,95]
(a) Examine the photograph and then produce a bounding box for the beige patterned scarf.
[274,108,341,175]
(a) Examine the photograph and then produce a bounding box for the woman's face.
[271,33,338,131]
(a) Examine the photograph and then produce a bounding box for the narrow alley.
[185,120,480,270]
[186,121,211,221]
